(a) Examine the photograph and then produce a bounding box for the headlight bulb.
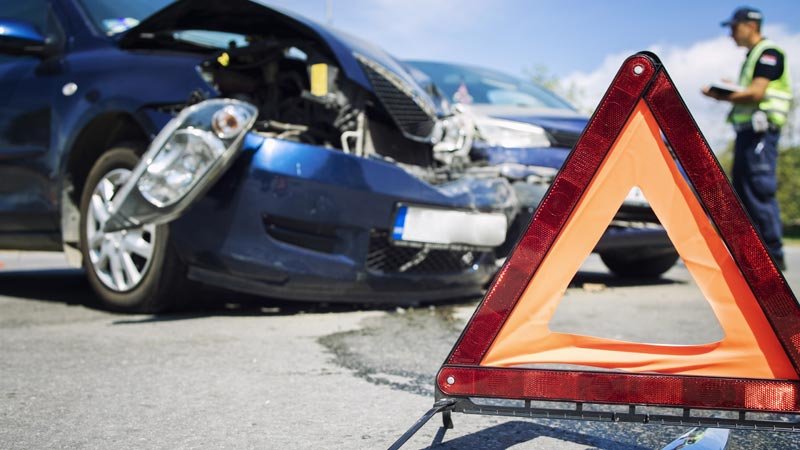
[181,153,201,172]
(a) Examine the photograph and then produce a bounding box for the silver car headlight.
[104,99,257,232]
[475,117,551,148]
[137,101,257,207]
[432,111,475,164]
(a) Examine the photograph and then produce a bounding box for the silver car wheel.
[85,168,157,292]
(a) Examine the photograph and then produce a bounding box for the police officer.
[703,6,792,271]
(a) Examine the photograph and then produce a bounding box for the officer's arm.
[726,77,770,103]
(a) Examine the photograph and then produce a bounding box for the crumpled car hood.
[118,0,439,116]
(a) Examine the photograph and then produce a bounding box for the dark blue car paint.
[172,136,497,301]
[0,0,498,301]
[473,143,570,169]
[1,1,213,237]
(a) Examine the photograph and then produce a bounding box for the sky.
[264,0,800,151]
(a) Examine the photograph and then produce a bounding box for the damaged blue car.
[0,0,516,312]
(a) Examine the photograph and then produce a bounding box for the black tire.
[599,250,680,278]
[79,146,186,313]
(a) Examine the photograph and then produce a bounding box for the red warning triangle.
[438,53,800,413]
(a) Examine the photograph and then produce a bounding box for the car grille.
[357,56,436,139]
[366,230,483,274]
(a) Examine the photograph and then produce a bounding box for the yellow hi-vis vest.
[730,39,793,127]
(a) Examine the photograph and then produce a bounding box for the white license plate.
[391,205,507,247]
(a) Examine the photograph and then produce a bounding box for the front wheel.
[79,146,187,313]
[599,250,679,278]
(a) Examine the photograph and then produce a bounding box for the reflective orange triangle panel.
[437,53,800,413]
[480,101,796,380]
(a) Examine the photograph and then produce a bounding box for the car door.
[0,0,64,242]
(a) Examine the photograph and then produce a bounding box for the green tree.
[716,143,800,227]
[777,146,800,227]
[526,64,560,91]
[716,141,735,180]
[524,64,587,111]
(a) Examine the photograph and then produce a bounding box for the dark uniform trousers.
[731,128,783,261]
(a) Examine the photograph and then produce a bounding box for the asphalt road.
[1,248,799,449]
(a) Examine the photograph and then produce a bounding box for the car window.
[408,61,575,111]
[0,0,49,64]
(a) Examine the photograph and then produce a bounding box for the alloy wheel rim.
[86,168,157,292]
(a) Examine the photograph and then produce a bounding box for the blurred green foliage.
[777,146,800,227]
[525,65,587,112]
[716,143,800,227]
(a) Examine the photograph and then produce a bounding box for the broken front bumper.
[101,99,514,303]
[168,135,511,303]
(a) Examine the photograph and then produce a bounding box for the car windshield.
[78,0,248,48]
[78,0,174,35]
[407,61,575,111]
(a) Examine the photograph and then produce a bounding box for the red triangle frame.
[437,52,800,413]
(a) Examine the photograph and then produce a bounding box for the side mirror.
[0,19,51,57]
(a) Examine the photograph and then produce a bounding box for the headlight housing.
[475,117,551,148]
[104,99,257,231]
[432,109,475,164]
[137,128,228,207]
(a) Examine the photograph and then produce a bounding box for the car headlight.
[137,128,227,207]
[432,110,475,163]
[475,117,551,148]
[136,100,257,208]
[103,99,258,232]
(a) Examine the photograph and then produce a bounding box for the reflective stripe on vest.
[730,39,794,127]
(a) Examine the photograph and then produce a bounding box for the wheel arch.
[61,111,152,266]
